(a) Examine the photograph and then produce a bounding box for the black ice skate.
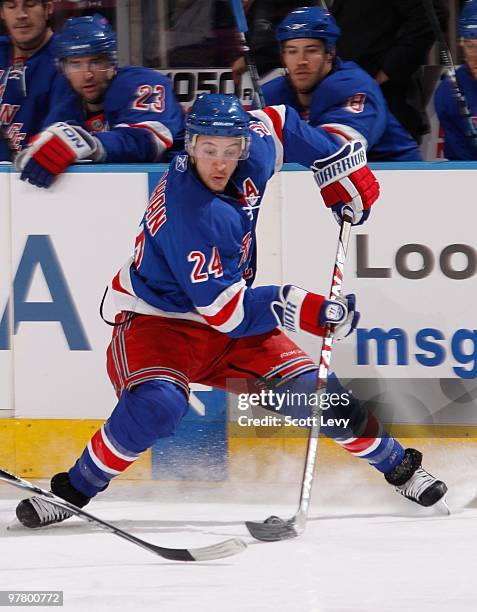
[385,448,448,508]
[16,472,90,528]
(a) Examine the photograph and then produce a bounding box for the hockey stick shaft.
[245,210,354,540]
[294,210,354,528]
[0,468,246,562]
[422,0,477,151]
[229,0,266,108]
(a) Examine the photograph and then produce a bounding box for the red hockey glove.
[15,122,104,188]
[312,141,379,225]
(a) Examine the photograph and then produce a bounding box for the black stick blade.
[151,537,246,562]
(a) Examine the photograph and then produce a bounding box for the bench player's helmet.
[54,14,117,66]
[276,6,340,52]
[459,0,477,38]
[185,93,251,160]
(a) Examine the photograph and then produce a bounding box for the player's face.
[461,38,477,79]
[282,39,333,93]
[0,0,52,51]
[192,136,241,193]
[63,55,114,103]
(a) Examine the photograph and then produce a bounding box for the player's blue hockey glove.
[272,285,359,339]
[15,122,104,188]
[312,140,379,225]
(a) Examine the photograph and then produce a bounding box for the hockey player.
[261,6,422,162]
[0,0,71,159]
[15,14,185,188]
[434,0,477,159]
[15,93,446,528]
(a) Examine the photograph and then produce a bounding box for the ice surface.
[0,446,476,612]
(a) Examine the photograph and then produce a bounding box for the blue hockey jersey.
[42,66,185,163]
[262,58,421,162]
[434,64,477,160]
[0,35,71,160]
[109,105,343,338]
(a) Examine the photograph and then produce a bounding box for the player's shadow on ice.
[1,517,249,538]
[1,510,440,540]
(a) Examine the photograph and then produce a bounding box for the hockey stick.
[229,0,353,540]
[229,0,266,108]
[422,0,477,153]
[245,208,354,541]
[0,468,247,561]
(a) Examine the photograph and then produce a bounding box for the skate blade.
[436,497,451,516]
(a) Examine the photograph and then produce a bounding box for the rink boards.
[0,162,476,478]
